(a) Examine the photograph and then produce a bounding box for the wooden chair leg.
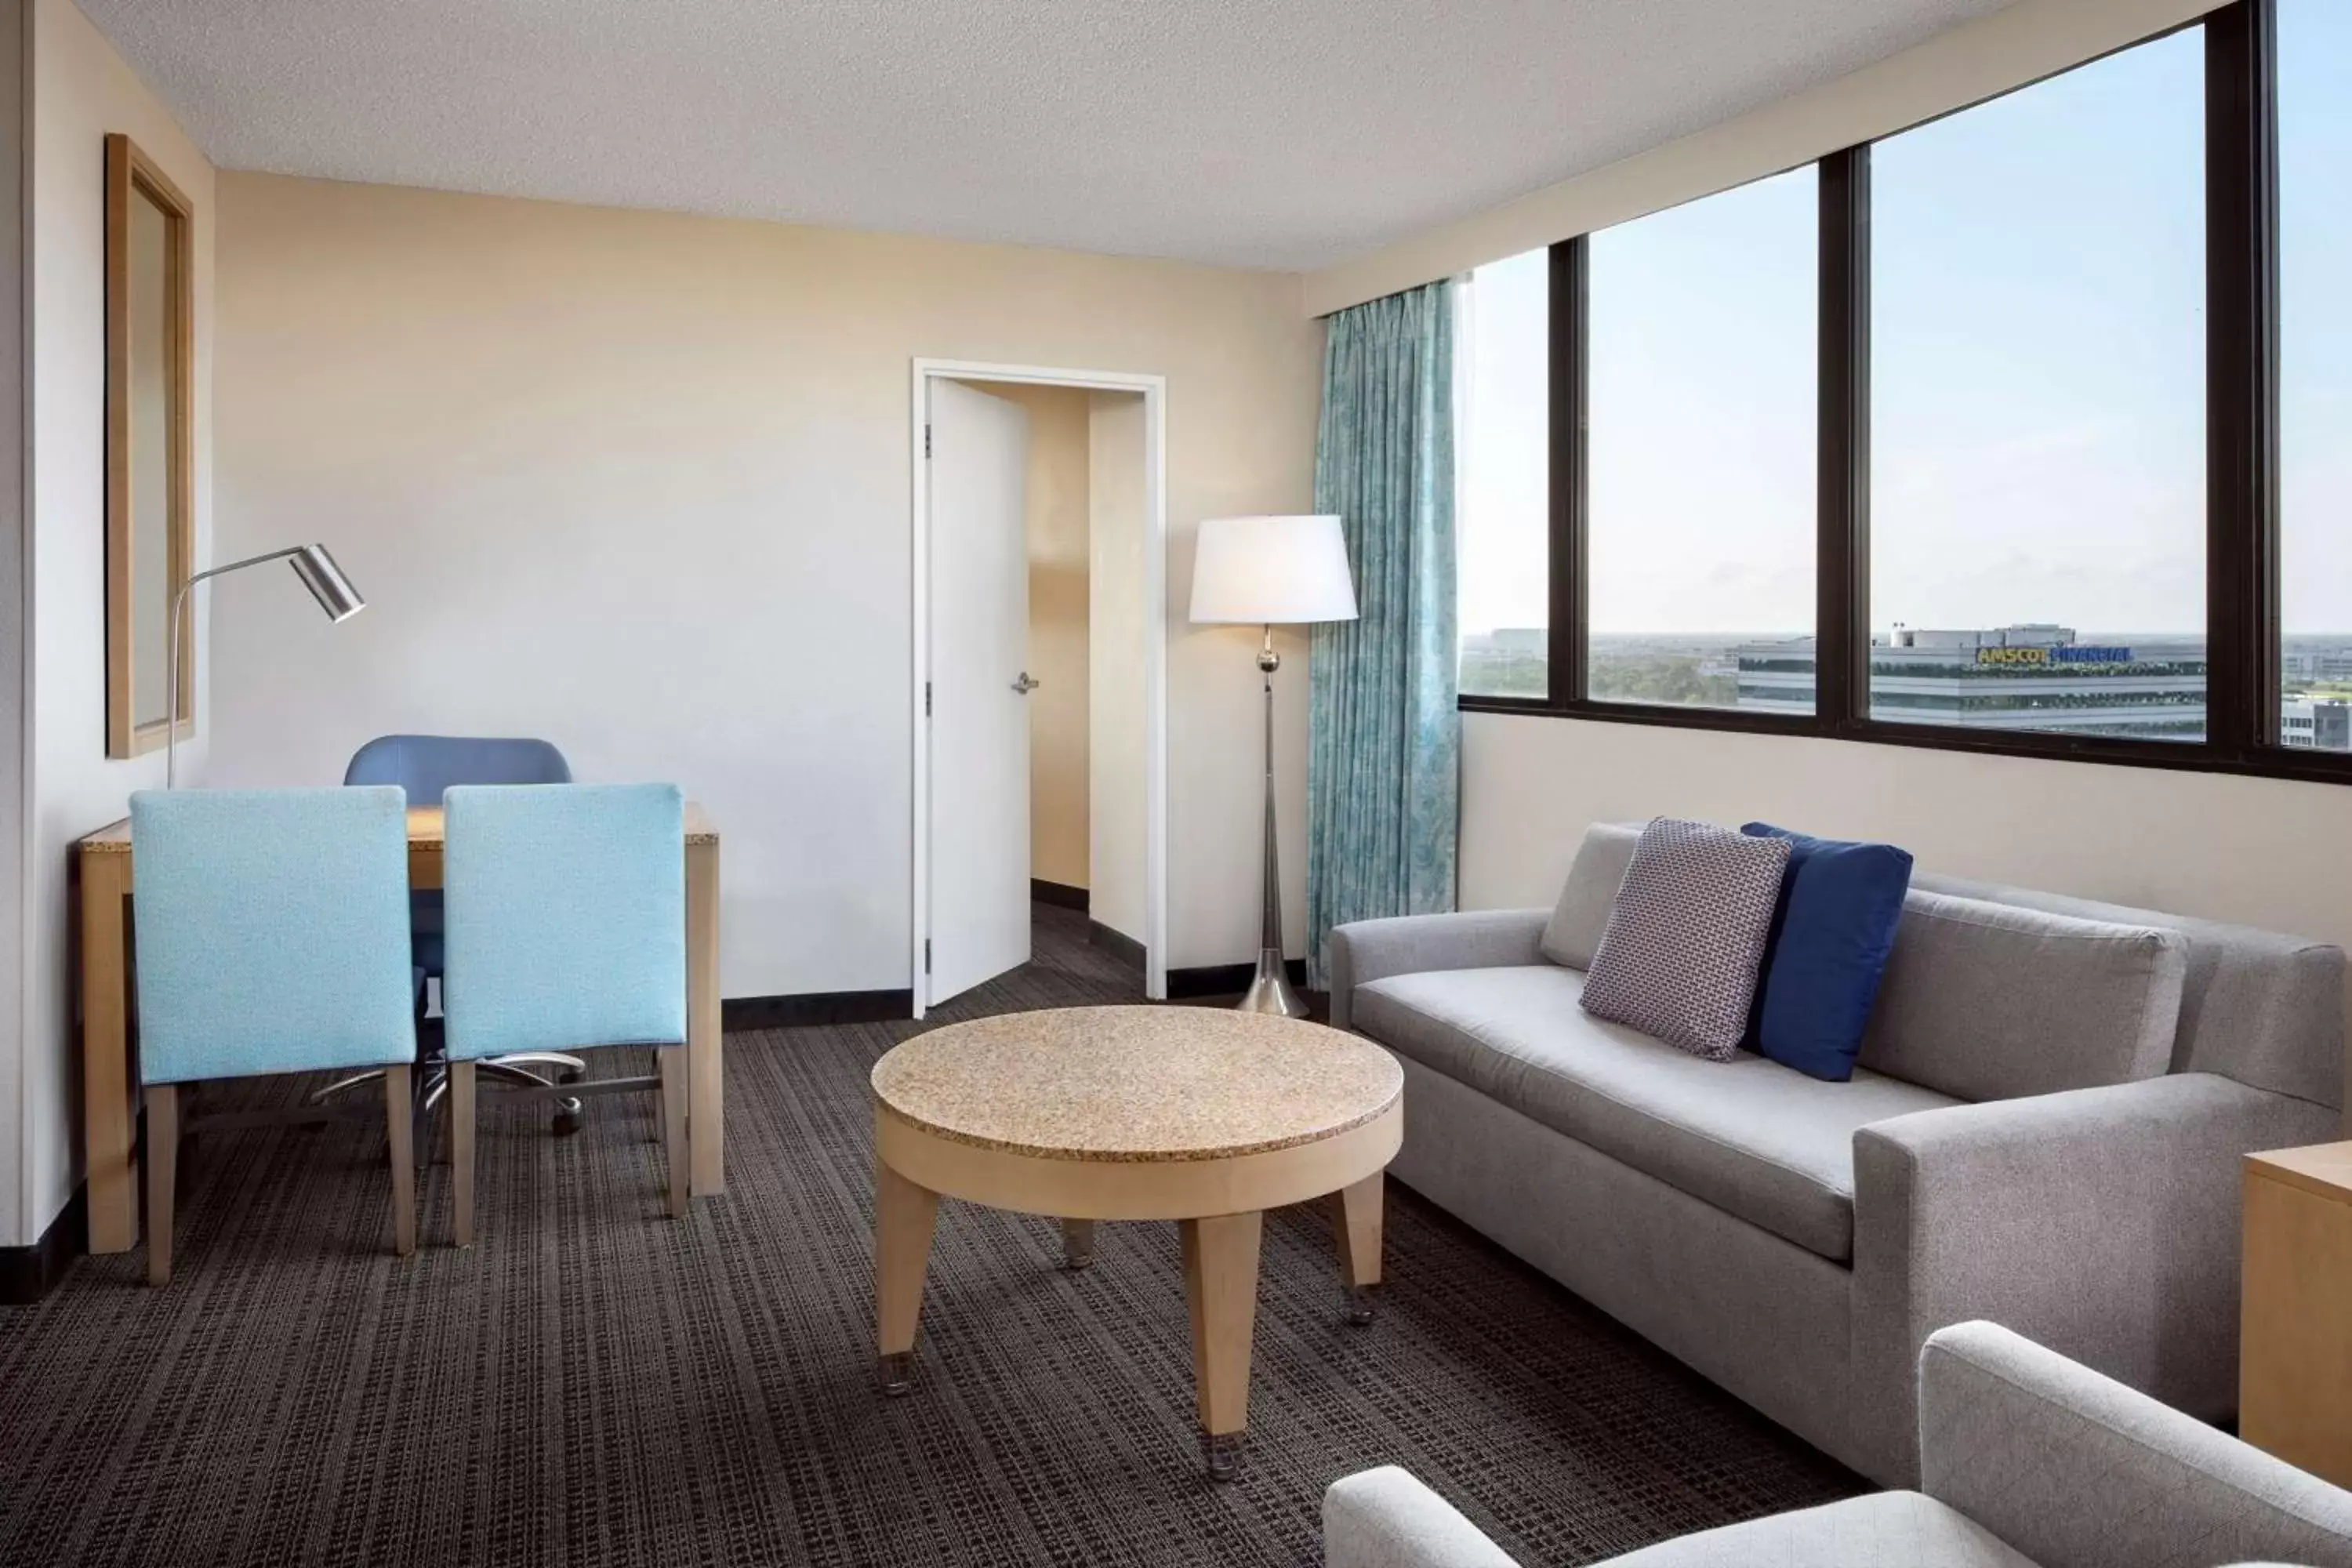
[385,1064,416,1258]
[657,1044,690,1219]
[145,1084,179,1287]
[451,1061,477,1247]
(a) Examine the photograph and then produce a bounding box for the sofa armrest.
[1850,1073,2339,1486]
[1323,1468,1523,1568]
[1919,1320,2352,1568]
[1327,910,1549,1030]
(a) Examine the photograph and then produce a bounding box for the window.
[1452,2,2352,787]
[1457,248,1550,699]
[2278,0,2352,751]
[1868,29,2207,741]
[1587,166,1817,712]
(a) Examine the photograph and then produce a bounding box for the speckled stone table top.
[871,1006,1402,1162]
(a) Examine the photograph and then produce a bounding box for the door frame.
[909,358,1169,1015]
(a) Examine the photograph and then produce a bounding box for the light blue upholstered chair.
[130,787,421,1285]
[330,735,586,1131]
[441,782,688,1243]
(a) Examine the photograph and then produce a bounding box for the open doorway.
[910,361,1166,1017]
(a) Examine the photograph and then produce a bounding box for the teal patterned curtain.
[1306,280,1459,988]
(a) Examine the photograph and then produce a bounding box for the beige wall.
[1307,0,2218,313]
[209,172,1323,1000]
[14,0,216,1245]
[1089,390,1149,942]
[1461,713,2352,1063]
[964,381,1093,892]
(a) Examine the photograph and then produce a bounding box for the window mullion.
[2205,0,2280,757]
[1818,146,1868,731]
[1548,237,1588,709]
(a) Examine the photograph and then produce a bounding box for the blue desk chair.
[331,735,586,1129]
[131,787,420,1285]
[441,783,688,1244]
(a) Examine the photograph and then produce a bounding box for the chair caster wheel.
[559,1066,584,1085]
[553,1109,583,1137]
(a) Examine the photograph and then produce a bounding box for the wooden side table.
[2243,1142,2352,1486]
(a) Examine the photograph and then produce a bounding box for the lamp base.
[1235,948,1309,1018]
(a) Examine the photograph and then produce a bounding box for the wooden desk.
[75,801,724,1253]
[2242,1142,2352,1486]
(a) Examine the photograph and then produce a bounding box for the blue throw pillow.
[1739,823,1914,1081]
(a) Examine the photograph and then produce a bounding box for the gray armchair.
[1323,1321,2352,1568]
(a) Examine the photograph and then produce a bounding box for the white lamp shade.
[1188,515,1359,626]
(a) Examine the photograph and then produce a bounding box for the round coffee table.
[869,1004,1403,1479]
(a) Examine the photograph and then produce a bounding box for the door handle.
[1011,672,1041,695]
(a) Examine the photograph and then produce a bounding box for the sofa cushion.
[1540,821,1641,969]
[1581,818,1791,1061]
[1356,964,1961,1261]
[1595,1491,2040,1568]
[1740,823,1915,1082]
[1913,871,2345,1112]
[1860,891,2188,1103]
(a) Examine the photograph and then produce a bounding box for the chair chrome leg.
[486,1052,586,1080]
[310,1068,390,1104]
[474,1062,585,1135]
[477,1062,558,1091]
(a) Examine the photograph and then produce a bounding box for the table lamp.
[166,543,365,787]
[1188,515,1359,1016]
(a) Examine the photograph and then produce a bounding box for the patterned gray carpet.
[0,905,1860,1566]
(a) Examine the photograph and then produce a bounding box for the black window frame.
[1457,0,2349,785]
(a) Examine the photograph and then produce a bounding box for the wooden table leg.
[875,1156,939,1395]
[81,848,139,1254]
[686,836,723,1196]
[1181,1210,1262,1480]
[1060,1218,1096,1271]
[1333,1173,1385,1324]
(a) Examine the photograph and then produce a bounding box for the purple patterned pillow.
[1579,817,1791,1061]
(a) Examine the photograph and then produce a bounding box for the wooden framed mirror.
[104,132,194,759]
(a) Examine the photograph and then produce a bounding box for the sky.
[1457,2,2350,640]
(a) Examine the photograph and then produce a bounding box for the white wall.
[1088,390,1149,943]
[210,172,1323,1000]
[13,0,215,1245]
[1462,713,2352,1038]
[1306,0,2218,314]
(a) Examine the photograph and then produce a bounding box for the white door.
[927,379,1033,1005]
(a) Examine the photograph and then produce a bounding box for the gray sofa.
[1323,1321,2352,1568]
[1330,822,2345,1486]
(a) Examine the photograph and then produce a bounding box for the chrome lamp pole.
[167,543,366,788]
[1243,623,1294,1014]
[1186,517,1359,1016]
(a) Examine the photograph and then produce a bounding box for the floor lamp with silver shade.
[166,543,365,788]
[1188,516,1359,1017]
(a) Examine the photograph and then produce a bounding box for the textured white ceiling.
[78,0,2013,271]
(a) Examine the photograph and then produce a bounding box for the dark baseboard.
[1030,879,1089,913]
[1088,920,1145,972]
[723,989,913,1029]
[0,1185,85,1306]
[1165,958,1308,1000]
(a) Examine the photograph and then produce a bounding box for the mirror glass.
[107,133,193,758]
[129,183,172,730]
